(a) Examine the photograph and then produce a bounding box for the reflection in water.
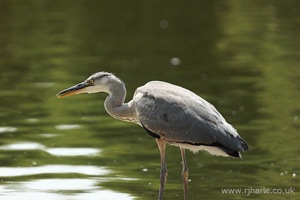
[0,192,134,200]
[0,142,45,150]
[0,192,64,200]
[33,82,55,88]
[0,142,101,156]
[71,190,135,200]
[55,124,82,130]
[8,178,98,190]
[0,165,109,177]
[39,133,58,138]
[26,118,40,123]
[45,148,101,156]
[0,127,17,133]
[1,180,135,200]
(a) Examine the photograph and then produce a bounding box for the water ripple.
[22,178,98,190]
[0,190,135,200]
[0,178,135,200]
[0,165,109,177]
[0,127,17,133]
[0,142,101,157]
[45,148,101,156]
[55,124,81,130]
[0,142,45,150]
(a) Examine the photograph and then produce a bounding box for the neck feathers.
[104,81,137,123]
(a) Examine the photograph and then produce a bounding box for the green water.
[0,0,299,199]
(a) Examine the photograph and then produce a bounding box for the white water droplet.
[170,57,181,66]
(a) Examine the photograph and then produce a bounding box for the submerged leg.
[180,147,189,200]
[156,138,168,200]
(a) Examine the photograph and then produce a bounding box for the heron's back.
[133,81,248,157]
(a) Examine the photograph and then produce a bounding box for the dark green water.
[0,0,299,199]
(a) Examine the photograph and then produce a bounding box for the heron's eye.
[89,79,95,84]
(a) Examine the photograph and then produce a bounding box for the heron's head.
[57,72,123,98]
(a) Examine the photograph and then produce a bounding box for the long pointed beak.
[57,82,88,98]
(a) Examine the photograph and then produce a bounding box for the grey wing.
[134,85,248,152]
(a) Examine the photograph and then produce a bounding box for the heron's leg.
[180,147,189,200]
[156,138,168,200]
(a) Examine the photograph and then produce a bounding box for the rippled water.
[0,1,300,199]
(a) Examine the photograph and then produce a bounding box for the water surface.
[0,0,299,199]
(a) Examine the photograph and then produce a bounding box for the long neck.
[104,81,137,123]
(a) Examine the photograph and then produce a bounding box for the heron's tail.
[216,122,249,158]
[238,136,249,152]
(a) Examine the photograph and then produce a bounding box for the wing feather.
[134,81,248,152]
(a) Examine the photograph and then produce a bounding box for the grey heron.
[57,72,249,200]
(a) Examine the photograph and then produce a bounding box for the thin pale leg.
[156,138,168,200]
[180,147,189,200]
